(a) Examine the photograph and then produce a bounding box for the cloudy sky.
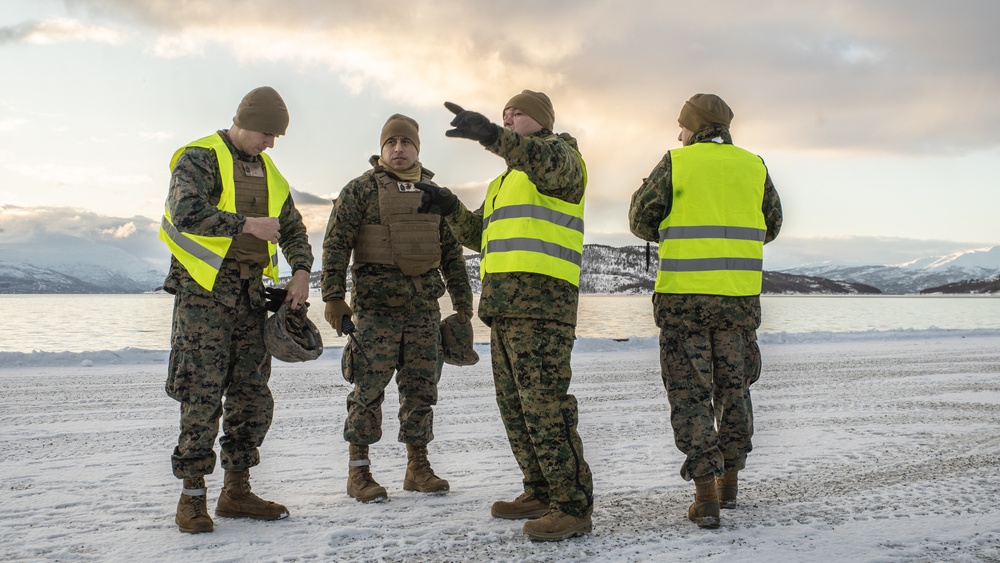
[1,0,998,270]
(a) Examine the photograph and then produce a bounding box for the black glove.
[264,287,288,312]
[445,101,500,146]
[415,182,458,216]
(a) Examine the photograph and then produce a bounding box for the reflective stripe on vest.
[655,142,766,296]
[158,133,289,291]
[480,147,586,286]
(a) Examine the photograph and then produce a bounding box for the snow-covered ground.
[1,330,998,562]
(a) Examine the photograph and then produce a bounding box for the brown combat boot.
[176,477,213,533]
[688,474,721,529]
[347,444,388,503]
[717,469,739,509]
[522,508,593,541]
[490,492,549,520]
[402,444,450,493]
[215,470,289,520]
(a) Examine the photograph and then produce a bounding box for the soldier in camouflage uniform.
[416,91,594,542]
[321,114,473,503]
[628,93,782,529]
[160,87,314,533]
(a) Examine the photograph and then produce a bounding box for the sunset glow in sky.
[2,0,998,269]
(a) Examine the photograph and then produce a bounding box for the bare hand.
[283,269,311,310]
[242,217,280,243]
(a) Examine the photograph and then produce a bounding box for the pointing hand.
[444,101,500,146]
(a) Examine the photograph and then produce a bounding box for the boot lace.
[188,494,207,518]
[239,473,272,504]
[515,492,535,503]
[411,456,432,473]
[353,465,378,489]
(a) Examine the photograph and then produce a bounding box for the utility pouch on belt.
[341,341,354,383]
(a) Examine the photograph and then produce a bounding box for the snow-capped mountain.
[458,245,882,295]
[0,235,165,293]
[778,246,1000,294]
[457,244,657,294]
[896,245,1000,271]
[4,237,998,295]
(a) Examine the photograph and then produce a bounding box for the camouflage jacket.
[321,157,473,313]
[628,125,783,332]
[162,130,314,310]
[447,127,585,327]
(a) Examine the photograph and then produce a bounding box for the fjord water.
[2,293,998,354]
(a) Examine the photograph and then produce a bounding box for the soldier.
[628,93,783,529]
[321,114,473,503]
[160,86,314,533]
[416,91,594,541]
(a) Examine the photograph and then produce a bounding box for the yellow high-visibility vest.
[158,133,289,291]
[655,142,766,296]
[480,147,586,286]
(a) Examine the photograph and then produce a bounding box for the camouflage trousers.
[658,328,760,481]
[490,317,594,518]
[166,288,273,479]
[342,308,442,446]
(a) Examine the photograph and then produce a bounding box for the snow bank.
[2,328,998,369]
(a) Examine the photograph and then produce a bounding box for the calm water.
[1,293,998,353]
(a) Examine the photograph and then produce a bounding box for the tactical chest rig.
[211,157,270,279]
[352,168,442,277]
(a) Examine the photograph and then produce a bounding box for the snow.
[2,330,999,562]
[779,245,1000,294]
[896,245,1000,271]
[0,235,165,292]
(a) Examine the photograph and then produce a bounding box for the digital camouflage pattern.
[321,157,472,313]
[628,125,783,333]
[164,130,313,479]
[263,302,323,363]
[446,126,593,518]
[439,313,479,366]
[628,125,781,481]
[491,318,593,518]
[446,127,584,328]
[740,333,761,439]
[658,329,756,480]
[323,157,472,448]
[163,130,313,309]
[167,289,274,478]
[342,308,442,447]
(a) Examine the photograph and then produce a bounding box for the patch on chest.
[241,162,265,178]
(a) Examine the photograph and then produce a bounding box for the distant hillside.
[0,264,108,294]
[920,274,1000,294]
[457,244,657,294]
[299,244,878,295]
[0,236,165,294]
[14,239,990,295]
[762,271,881,294]
[780,245,1000,294]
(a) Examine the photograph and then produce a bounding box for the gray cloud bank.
[57,0,1000,156]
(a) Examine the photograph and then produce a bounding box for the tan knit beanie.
[504,90,555,131]
[233,86,289,135]
[380,113,420,150]
[678,93,734,132]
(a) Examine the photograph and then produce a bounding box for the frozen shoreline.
[2,327,999,368]
[1,331,999,561]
